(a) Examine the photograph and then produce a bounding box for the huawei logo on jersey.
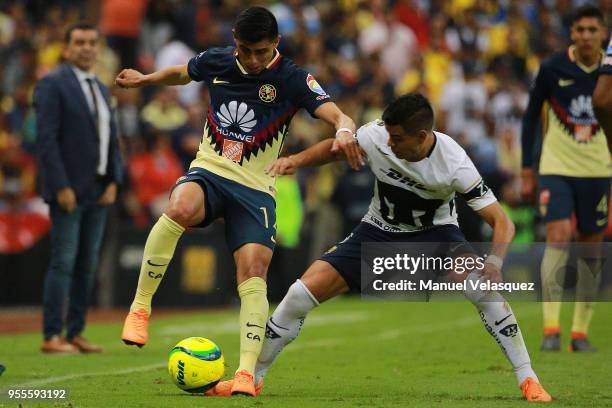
[217,101,257,132]
[569,95,595,122]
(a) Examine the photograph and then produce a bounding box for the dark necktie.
[86,78,99,131]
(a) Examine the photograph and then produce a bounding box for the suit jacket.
[34,64,123,203]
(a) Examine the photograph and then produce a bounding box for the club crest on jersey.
[222,139,244,162]
[306,73,327,96]
[259,84,277,102]
[217,101,257,133]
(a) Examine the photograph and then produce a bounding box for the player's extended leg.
[458,266,552,402]
[121,182,205,347]
[540,220,572,351]
[227,243,273,396]
[254,260,350,385]
[207,260,349,397]
[569,231,604,352]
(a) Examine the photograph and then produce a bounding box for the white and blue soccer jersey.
[187,46,331,196]
[356,120,497,232]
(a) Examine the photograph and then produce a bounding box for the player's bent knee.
[545,222,572,244]
[164,201,200,227]
[240,261,268,281]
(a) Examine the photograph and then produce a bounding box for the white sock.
[254,279,319,385]
[464,272,538,386]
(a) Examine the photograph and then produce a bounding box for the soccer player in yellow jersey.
[593,35,612,145]
[521,5,610,352]
[115,6,363,396]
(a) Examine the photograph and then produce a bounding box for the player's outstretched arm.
[520,66,549,202]
[593,74,612,150]
[115,64,192,88]
[476,202,516,283]
[265,138,343,177]
[313,102,365,170]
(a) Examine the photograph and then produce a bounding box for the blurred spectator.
[141,87,188,132]
[271,0,321,37]
[394,0,429,49]
[439,62,488,147]
[126,132,183,226]
[154,37,201,106]
[331,163,375,237]
[101,0,148,69]
[0,163,50,254]
[359,8,417,82]
[170,102,205,171]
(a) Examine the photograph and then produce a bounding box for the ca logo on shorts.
[259,84,276,103]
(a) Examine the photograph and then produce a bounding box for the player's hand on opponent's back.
[115,69,146,88]
[265,156,297,177]
[332,131,365,171]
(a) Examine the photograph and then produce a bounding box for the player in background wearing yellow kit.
[593,35,612,145]
[115,6,364,396]
[521,5,610,352]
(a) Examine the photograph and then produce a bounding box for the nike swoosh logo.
[449,243,464,253]
[246,322,264,329]
[495,314,512,326]
[213,77,229,84]
[596,218,607,226]
[558,79,574,87]
[147,260,168,267]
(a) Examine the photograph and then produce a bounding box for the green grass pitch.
[1,299,611,407]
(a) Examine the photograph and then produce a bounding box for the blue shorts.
[538,175,610,234]
[319,222,473,291]
[174,167,276,252]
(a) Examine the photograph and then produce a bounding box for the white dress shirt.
[72,65,111,176]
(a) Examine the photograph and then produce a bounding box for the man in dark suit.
[34,23,122,353]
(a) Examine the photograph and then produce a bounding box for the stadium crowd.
[0,0,610,258]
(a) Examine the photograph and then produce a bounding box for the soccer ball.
[167,337,225,393]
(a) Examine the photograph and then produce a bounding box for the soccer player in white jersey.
[206,93,551,401]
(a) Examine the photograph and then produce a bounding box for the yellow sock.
[130,214,185,314]
[542,302,562,331]
[237,277,269,375]
[571,257,601,334]
[571,302,593,335]
[540,246,568,330]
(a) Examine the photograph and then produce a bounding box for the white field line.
[2,307,538,390]
[157,311,372,336]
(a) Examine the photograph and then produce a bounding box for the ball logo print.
[259,84,277,102]
[217,101,257,132]
[167,337,225,393]
[306,73,327,96]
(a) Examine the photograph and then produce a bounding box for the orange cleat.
[520,377,552,402]
[121,309,149,347]
[204,376,263,397]
[204,379,233,397]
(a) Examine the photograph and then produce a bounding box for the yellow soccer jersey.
[187,47,331,195]
[522,46,611,177]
